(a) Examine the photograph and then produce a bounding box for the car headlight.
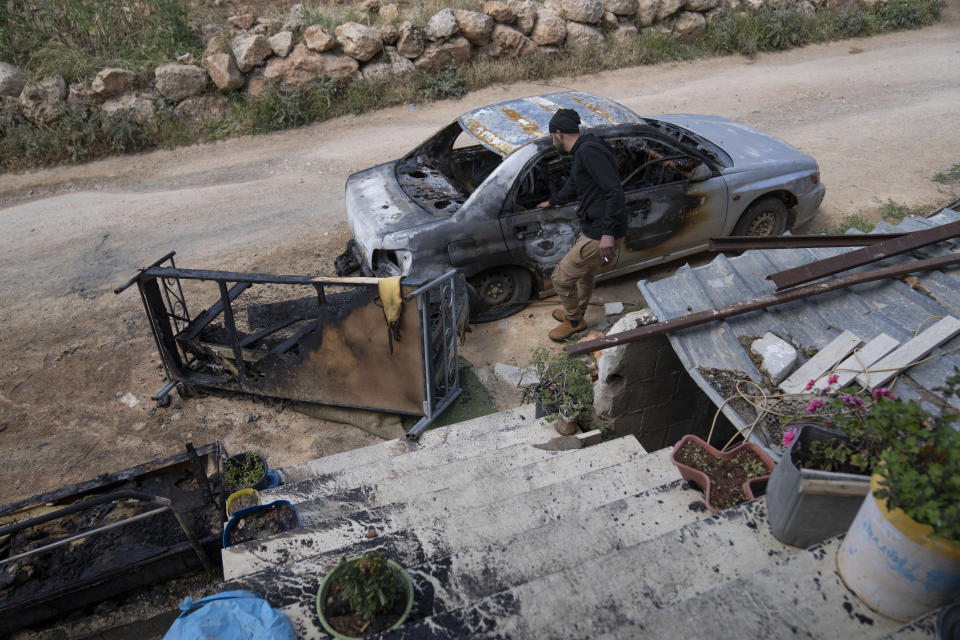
[372,249,413,277]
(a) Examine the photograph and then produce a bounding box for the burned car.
[340,92,824,320]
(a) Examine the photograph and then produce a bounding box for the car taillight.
[810,173,819,184]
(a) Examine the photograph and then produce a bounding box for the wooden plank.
[779,330,862,394]
[856,316,960,389]
[798,477,870,497]
[832,334,900,389]
[309,276,383,285]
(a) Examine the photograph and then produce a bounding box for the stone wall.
[0,0,840,131]
[594,310,735,451]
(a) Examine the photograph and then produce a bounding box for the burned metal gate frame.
[116,253,465,439]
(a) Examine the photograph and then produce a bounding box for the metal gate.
[116,253,467,438]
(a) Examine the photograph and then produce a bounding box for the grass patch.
[933,163,960,184]
[0,0,200,84]
[825,214,875,234]
[879,199,922,222]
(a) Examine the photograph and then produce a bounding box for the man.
[537,108,626,342]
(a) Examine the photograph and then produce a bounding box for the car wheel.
[467,267,532,323]
[733,196,788,237]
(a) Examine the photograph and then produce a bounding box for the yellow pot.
[837,474,960,621]
[225,488,262,518]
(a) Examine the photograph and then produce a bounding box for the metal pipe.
[566,251,960,356]
[768,220,960,291]
[0,507,170,566]
[0,490,214,572]
[404,270,459,300]
[114,251,177,294]
[708,234,907,251]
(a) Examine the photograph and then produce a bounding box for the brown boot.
[548,316,587,342]
[552,306,587,322]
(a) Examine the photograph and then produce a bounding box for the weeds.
[933,163,960,184]
[825,214,875,234]
[416,67,468,101]
[874,0,942,30]
[0,0,200,84]
[879,199,921,222]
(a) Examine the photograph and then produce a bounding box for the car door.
[498,149,621,286]
[614,140,728,268]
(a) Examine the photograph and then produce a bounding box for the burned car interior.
[512,128,716,212]
[396,122,502,217]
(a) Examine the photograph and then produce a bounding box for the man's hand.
[536,201,551,209]
[599,234,615,263]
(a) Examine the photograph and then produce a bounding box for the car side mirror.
[689,164,711,182]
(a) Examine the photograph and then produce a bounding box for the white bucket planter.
[837,475,960,621]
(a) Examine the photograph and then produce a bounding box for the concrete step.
[878,610,939,639]
[276,404,538,484]
[225,472,705,638]
[377,497,805,639]
[222,447,678,580]
[573,537,903,640]
[275,436,647,525]
[265,407,562,505]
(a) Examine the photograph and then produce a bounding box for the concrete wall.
[594,310,734,452]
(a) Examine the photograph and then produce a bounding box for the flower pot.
[316,556,415,640]
[224,452,270,492]
[534,385,558,419]
[555,412,578,436]
[767,425,870,548]
[837,474,960,621]
[225,488,261,518]
[670,435,775,514]
[222,500,300,548]
[938,601,960,640]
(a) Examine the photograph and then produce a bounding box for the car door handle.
[514,223,543,240]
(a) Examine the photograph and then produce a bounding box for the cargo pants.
[551,235,604,320]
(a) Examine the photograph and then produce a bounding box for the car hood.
[650,114,812,169]
[345,162,436,253]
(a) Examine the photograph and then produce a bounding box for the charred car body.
[341,92,824,320]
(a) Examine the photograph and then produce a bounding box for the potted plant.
[524,347,594,435]
[222,500,300,547]
[767,377,891,547]
[223,451,269,492]
[316,552,415,639]
[837,371,960,621]
[670,434,775,513]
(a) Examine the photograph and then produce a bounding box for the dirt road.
[1,12,958,505]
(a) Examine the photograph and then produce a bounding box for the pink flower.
[806,399,824,413]
[805,379,815,391]
[828,374,839,385]
[871,388,896,401]
[782,427,798,447]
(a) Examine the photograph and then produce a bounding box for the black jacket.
[549,133,627,240]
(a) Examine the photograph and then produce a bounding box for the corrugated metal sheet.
[638,199,960,438]
[458,92,643,157]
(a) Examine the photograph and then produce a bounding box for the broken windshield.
[396,122,503,217]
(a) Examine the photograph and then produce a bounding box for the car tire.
[467,267,532,323]
[733,196,789,237]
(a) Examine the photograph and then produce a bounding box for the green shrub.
[874,0,942,30]
[416,66,468,101]
[238,79,347,134]
[831,5,878,37]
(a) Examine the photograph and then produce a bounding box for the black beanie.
[548,108,581,134]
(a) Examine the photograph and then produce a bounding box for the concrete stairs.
[221,405,936,639]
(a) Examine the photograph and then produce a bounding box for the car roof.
[458,92,644,157]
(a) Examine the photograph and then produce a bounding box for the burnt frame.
[117,254,464,437]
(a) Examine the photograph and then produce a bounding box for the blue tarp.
[163,590,295,640]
